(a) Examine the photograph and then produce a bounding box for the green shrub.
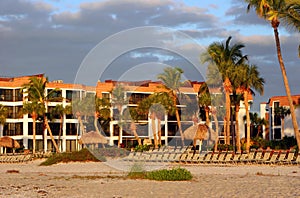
[145,167,193,181]
[134,144,150,152]
[126,165,193,181]
[40,148,106,166]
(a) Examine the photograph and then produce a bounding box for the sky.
[0,0,300,112]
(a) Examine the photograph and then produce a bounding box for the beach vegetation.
[127,165,193,181]
[40,148,106,166]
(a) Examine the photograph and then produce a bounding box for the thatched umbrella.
[79,131,107,145]
[0,136,20,148]
[184,124,209,149]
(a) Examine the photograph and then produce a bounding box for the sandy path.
[0,160,299,198]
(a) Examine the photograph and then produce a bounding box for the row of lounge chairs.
[123,146,300,165]
[0,154,32,163]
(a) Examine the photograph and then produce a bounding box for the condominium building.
[261,95,300,140]
[0,74,252,153]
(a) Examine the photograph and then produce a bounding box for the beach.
[0,159,300,198]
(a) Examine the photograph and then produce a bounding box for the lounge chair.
[257,150,271,164]
[210,152,220,163]
[223,152,234,164]
[276,151,287,164]
[243,151,256,164]
[203,152,213,163]
[239,152,249,164]
[197,153,206,163]
[265,151,280,164]
[184,152,194,163]
[231,152,242,164]
[191,153,200,163]
[292,152,300,165]
[253,150,263,164]
[282,151,295,165]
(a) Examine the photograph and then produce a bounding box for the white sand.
[0,159,300,198]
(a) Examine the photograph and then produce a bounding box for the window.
[274,128,281,139]
[102,93,110,99]
[49,123,60,136]
[0,89,13,101]
[3,123,23,136]
[47,89,62,102]
[127,93,150,104]
[66,123,77,135]
[66,90,80,102]
[28,122,44,135]
[6,106,23,119]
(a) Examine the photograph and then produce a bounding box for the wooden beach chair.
[275,151,287,164]
[223,152,234,164]
[265,151,280,164]
[292,152,300,165]
[184,152,194,163]
[216,152,227,164]
[282,151,295,165]
[231,152,242,164]
[257,150,271,164]
[203,152,213,163]
[197,152,206,164]
[210,152,220,163]
[253,150,263,164]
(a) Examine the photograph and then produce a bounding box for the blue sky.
[0,0,299,112]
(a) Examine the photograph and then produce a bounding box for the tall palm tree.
[23,101,44,154]
[239,64,265,152]
[51,104,65,151]
[111,84,128,147]
[138,92,174,148]
[202,36,247,144]
[246,0,300,151]
[274,106,291,138]
[22,77,60,153]
[157,67,185,146]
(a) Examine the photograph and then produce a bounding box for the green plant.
[40,148,106,166]
[134,144,150,152]
[145,167,192,181]
[127,163,147,179]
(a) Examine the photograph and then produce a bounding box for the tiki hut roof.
[79,131,107,144]
[183,124,209,140]
[0,136,20,148]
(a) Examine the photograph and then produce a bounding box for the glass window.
[47,89,62,102]
[3,123,23,136]
[66,90,80,102]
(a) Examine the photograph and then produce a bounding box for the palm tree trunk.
[235,105,241,153]
[44,117,59,153]
[32,113,36,154]
[212,112,219,152]
[151,113,158,148]
[157,118,162,145]
[130,121,142,146]
[94,114,106,148]
[273,26,300,148]
[205,107,210,126]
[57,116,63,152]
[225,91,231,144]
[244,91,251,153]
[281,118,285,139]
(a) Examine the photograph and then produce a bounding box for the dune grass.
[40,148,106,166]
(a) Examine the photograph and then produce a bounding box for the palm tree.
[239,64,265,152]
[157,67,186,146]
[246,0,300,152]
[111,84,128,147]
[198,83,211,126]
[51,104,65,151]
[0,104,8,137]
[202,36,247,144]
[274,106,291,138]
[23,101,44,154]
[138,92,174,148]
[22,77,60,153]
[123,107,142,146]
[244,112,268,138]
